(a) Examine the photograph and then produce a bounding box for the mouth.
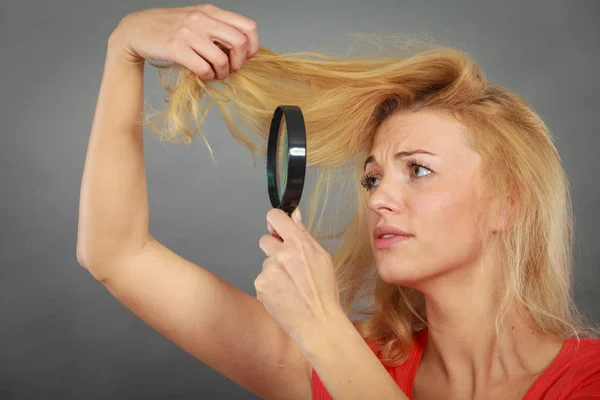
[373,226,413,250]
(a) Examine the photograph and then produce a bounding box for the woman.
[76,4,600,400]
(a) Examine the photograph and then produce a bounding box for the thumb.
[291,208,307,232]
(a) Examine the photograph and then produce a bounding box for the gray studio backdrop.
[1,0,598,399]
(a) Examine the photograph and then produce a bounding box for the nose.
[366,177,404,214]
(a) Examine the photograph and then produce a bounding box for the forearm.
[298,311,409,400]
[76,35,151,276]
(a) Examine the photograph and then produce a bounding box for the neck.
[415,251,565,395]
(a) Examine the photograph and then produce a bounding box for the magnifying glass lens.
[267,105,306,216]
[277,115,289,199]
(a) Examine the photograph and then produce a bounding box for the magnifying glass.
[267,105,307,216]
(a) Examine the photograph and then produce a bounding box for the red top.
[312,329,600,399]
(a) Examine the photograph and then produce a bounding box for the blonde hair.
[144,35,594,366]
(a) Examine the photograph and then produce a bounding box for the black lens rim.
[267,105,307,216]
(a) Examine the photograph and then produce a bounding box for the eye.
[360,173,380,191]
[407,159,433,179]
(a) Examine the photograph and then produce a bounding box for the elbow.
[76,242,89,270]
[76,238,94,270]
[76,242,87,269]
[76,243,105,281]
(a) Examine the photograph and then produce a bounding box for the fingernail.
[292,208,302,223]
[267,218,274,234]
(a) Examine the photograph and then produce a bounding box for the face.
[364,109,495,289]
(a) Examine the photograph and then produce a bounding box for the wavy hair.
[143,35,594,366]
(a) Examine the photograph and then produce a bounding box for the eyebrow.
[363,149,436,171]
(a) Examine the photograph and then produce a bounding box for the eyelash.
[360,158,433,191]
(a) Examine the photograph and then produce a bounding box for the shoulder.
[558,337,600,372]
[561,337,600,369]
[561,338,600,396]
[527,337,600,399]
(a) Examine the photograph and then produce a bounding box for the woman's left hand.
[256,208,342,342]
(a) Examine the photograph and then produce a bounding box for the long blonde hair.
[144,35,594,366]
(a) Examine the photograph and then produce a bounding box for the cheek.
[410,188,482,245]
[366,210,377,244]
[410,191,457,225]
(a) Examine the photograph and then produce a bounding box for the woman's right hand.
[108,4,259,81]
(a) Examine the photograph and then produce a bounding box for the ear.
[493,200,511,232]
[491,190,517,233]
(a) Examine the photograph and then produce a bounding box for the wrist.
[295,308,358,358]
[107,19,145,66]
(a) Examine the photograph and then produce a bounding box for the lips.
[373,226,412,239]
[373,226,413,250]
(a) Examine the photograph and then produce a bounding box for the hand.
[108,4,259,80]
[256,208,343,343]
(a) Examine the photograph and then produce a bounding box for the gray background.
[1,0,598,399]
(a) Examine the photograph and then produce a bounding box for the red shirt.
[312,329,600,399]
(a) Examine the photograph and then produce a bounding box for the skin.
[82,4,576,399]
[363,109,566,399]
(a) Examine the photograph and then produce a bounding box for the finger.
[261,255,279,273]
[266,208,304,243]
[184,10,248,73]
[266,218,282,241]
[189,6,251,70]
[259,233,282,257]
[291,208,309,234]
[172,39,215,80]
[254,275,264,301]
[189,13,248,74]
[198,4,260,59]
[188,37,230,80]
[210,27,248,72]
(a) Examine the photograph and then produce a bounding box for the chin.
[374,257,431,286]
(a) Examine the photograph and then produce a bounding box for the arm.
[299,311,409,400]
[76,34,150,272]
[254,207,409,400]
[100,239,313,400]
[76,37,312,400]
